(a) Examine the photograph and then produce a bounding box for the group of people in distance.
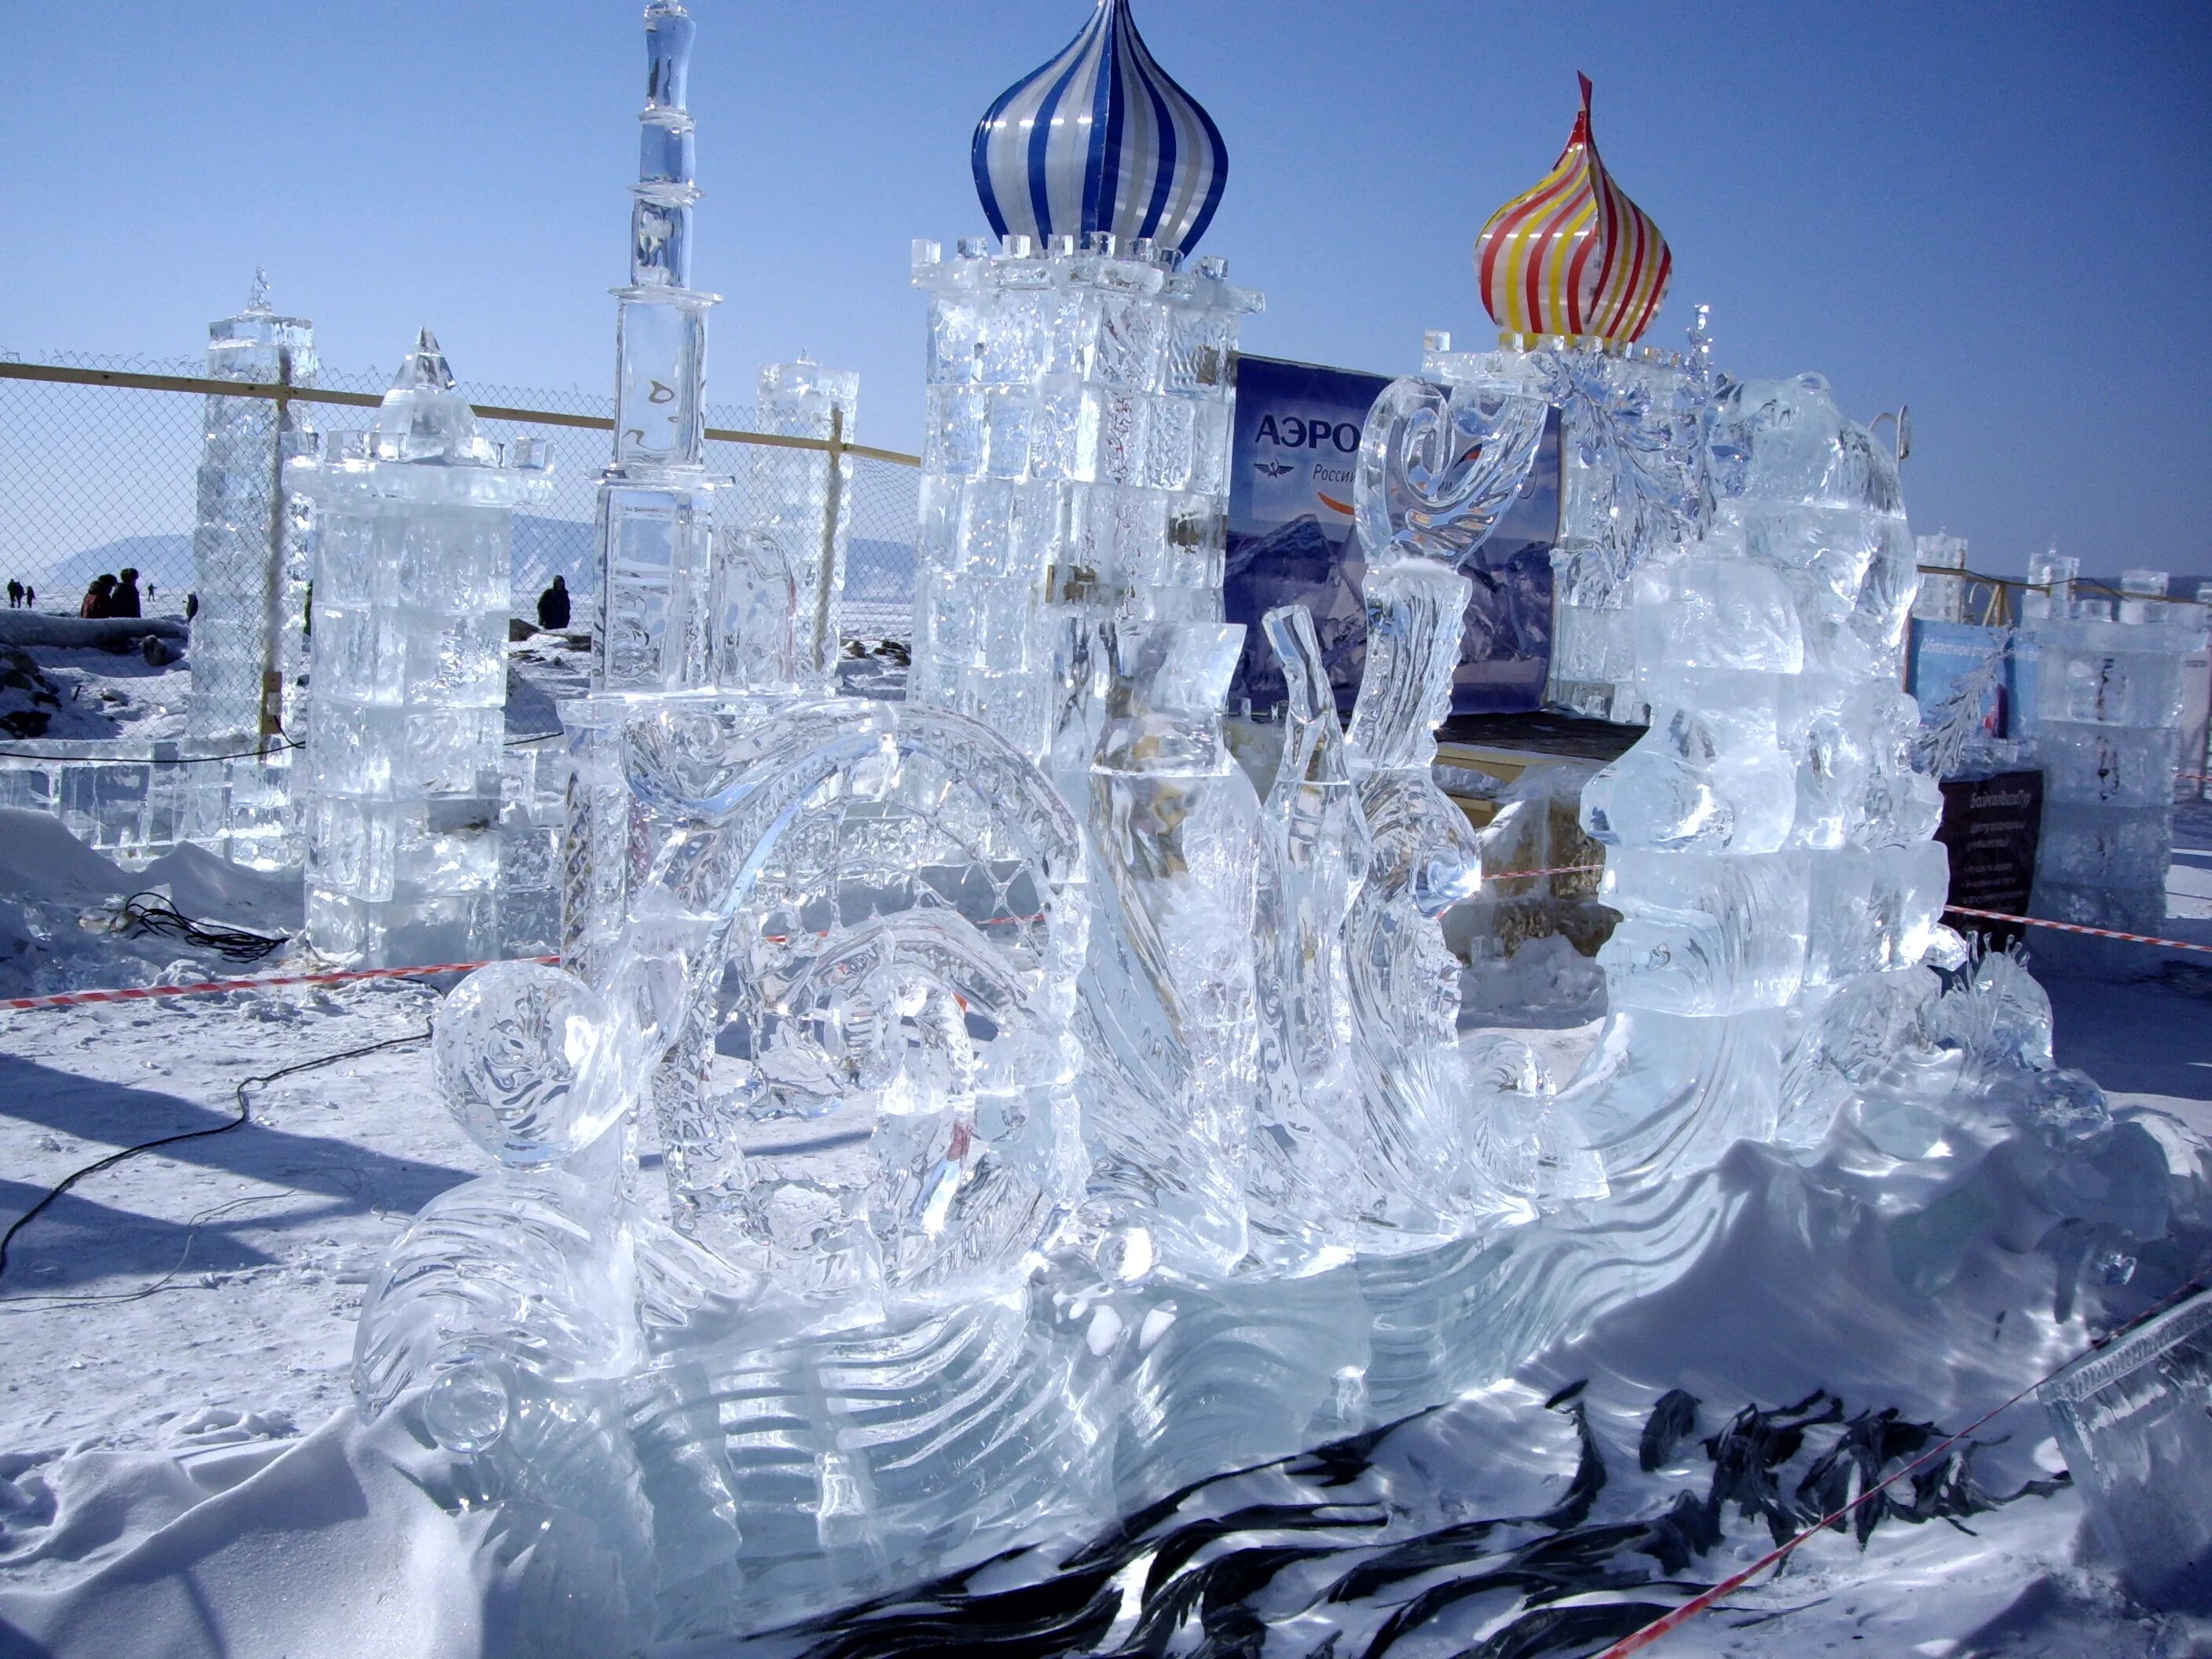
[75,568,146,618]
[10,569,570,629]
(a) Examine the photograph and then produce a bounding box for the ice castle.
[339,5,2212,1644]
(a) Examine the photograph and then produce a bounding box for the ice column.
[712,357,860,691]
[913,0,1256,766]
[291,332,553,967]
[1912,532,1968,622]
[1568,373,1945,1179]
[186,273,318,745]
[2028,566,2207,949]
[594,0,731,694]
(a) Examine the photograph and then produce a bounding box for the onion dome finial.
[1474,75,1672,343]
[972,0,1229,255]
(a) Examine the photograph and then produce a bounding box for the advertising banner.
[1906,619,2011,738]
[1222,354,1558,717]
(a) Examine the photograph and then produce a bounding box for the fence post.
[815,403,844,670]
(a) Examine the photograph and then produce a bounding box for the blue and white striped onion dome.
[972,0,1229,256]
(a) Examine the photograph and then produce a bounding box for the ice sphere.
[2042,1287,2212,1612]
[434,961,624,1165]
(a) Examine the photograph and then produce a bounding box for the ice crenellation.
[342,7,2207,1646]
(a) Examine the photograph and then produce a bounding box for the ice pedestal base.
[2042,1287,2212,1613]
[445,1155,1730,1641]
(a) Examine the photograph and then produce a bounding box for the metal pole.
[812,402,844,677]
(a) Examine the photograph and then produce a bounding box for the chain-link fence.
[0,351,918,640]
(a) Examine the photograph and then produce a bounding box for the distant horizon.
[3,2,2208,580]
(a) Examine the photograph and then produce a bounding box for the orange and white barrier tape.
[5,877,2199,1013]
[1944,903,2212,956]
[2,956,556,1013]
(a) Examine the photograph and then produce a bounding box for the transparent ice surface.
[716,357,861,691]
[908,236,1260,763]
[346,24,2189,1644]
[2025,569,2207,948]
[2042,1287,2212,1612]
[186,277,318,753]
[1243,604,1369,1270]
[289,333,553,965]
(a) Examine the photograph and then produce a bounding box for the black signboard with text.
[1934,769,2045,950]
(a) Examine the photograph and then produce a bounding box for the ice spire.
[374,328,493,463]
[593,0,725,691]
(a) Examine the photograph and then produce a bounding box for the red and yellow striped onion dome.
[1475,74,1672,344]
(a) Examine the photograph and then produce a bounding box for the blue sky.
[4,1,2208,580]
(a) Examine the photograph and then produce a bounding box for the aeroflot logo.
[1254,414,1362,453]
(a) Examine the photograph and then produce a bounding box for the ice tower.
[186,272,319,745]
[714,357,862,690]
[910,0,1261,767]
[291,332,553,967]
[594,0,731,693]
[2028,566,2208,956]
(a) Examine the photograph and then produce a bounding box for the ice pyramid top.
[1474,75,1672,343]
[207,269,314,378]
[972,0,1229,256]
[372,328,497,465]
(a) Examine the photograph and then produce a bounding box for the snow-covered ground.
[1,643,2209,1654]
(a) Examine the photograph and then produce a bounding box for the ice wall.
[1565,372,1944,1177]
[291,332,552,966]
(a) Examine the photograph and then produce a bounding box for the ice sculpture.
[289,331,553,967]
[1243,604,1370,1269]
[595,0,733,694]
[910,0,1258,767]
[350,24,2200,1652]
[1340,558,1491,1234]
[713,357,860,692]
[1913,531,1969,622]
[186,272,319,748]
[2027,566,2207,956]
[1563,372,1946,1175]
[1080,621,1263,1271]
[1456,79,1714,719]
